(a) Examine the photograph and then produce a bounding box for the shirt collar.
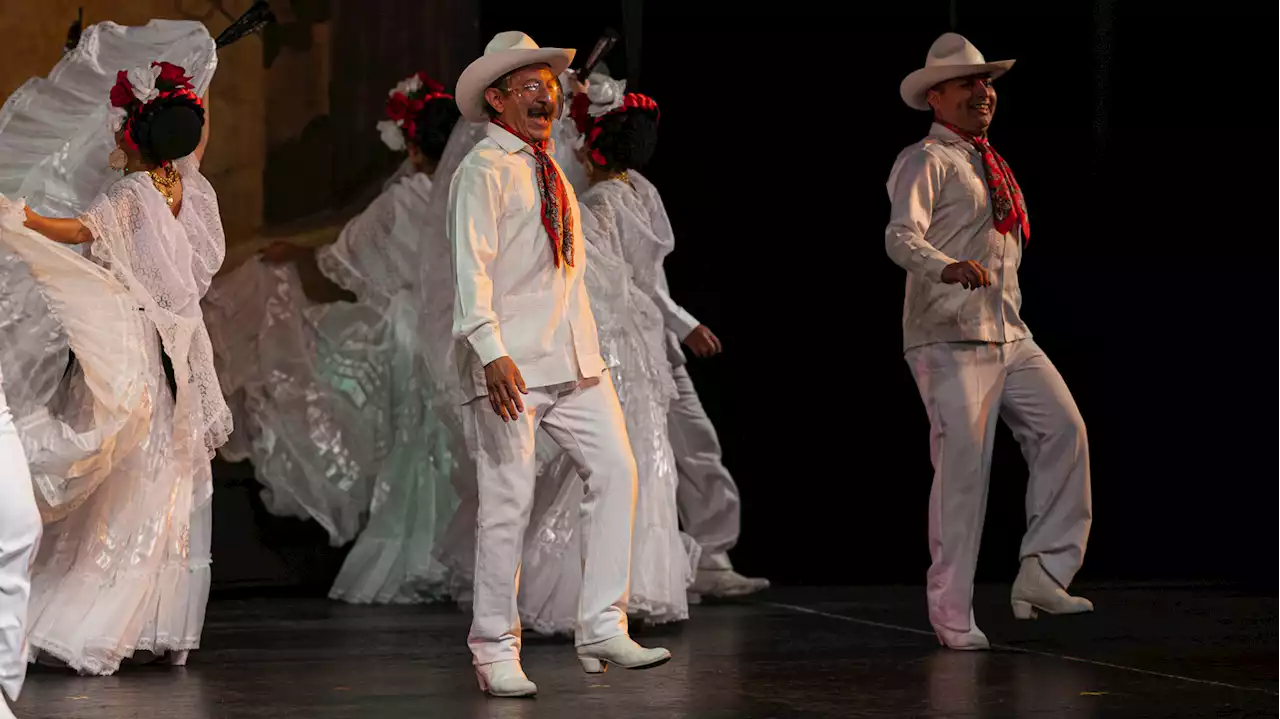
[929,122,983,154]
[486,121,556,156]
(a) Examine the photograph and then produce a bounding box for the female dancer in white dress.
[203,73,463,603]
[520,86,696,633]
[0,21,229,674]
[431,77,696,633]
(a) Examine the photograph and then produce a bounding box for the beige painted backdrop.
[0,1,276,249]
[0,1,476,268]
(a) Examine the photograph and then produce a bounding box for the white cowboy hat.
[456,31,575,122]
[900,33,1015,111]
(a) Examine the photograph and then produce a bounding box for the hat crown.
[925,33,988,69]
[486,31,541,55]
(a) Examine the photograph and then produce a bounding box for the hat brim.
[456,48,576,122]
[900,59,1015,111]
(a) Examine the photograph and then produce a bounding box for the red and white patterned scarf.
[491,119,574,268]
[939,120,1030,243]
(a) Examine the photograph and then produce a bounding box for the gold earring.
[108,148,128,172]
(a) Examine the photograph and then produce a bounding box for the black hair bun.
[411,96,462,163]
[131,95,205,164]
[591,110,659,174]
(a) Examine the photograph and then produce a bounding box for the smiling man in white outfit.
[885,33,1094,651]
[449,31,671,698]
[0,367,40,719]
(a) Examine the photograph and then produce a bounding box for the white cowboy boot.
[576,635,671,674]
[689,568,770,601]
[933,610,990,651]
[1010,557,1093,620]
[167,650,190,666]
[474,659,537,698]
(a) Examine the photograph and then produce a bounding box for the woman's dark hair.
[412,96,462,162]
[130,93,205,165]
[588,109,659,174]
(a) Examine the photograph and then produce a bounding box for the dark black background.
[209,1,1276,593]
[472,0,1277,588]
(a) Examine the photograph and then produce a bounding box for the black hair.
[412,96,461,162]
[130,93,205,165]
[588,110,659,174]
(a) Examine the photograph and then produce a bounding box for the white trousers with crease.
[465,374,637,666]
[0,382,39,701]
[905,339,1091,633]
[668,365,741,570]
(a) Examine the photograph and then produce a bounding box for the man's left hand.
[683,324,722,358]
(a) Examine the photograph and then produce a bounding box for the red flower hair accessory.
[109,61,202,151]
[377,71,453,151]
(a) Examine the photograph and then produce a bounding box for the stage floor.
[15,584,1276,718]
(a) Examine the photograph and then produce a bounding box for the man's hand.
[485,356,528,422]
[940,260,991,290]
[683,324,722,358]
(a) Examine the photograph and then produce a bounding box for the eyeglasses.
[502,78,562,101]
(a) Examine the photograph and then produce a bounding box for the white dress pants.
[905,339,1091,633]
[464,374,637,666]
[0,384,39,701]
[668,365,741,570]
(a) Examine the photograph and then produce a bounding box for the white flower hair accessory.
[585,73,626,117]
[108,106,128,133]
[126,65,162,104]
[392,74,424,97]
[377,119,407,151]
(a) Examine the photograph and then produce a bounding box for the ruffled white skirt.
[24,328,212,676]
[204,257,459,604]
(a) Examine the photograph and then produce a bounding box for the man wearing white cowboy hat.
[885,33,1094,651]
[448,31,671,697]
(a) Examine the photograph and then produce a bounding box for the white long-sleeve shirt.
[448,123,605,400]
[885,123,1031,352]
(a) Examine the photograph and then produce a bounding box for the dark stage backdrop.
[473,0,1276,588]
[210,0,1276,593]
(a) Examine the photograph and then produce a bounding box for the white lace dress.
[0,19,225,676]
[0,154,231,676]
[203,171,460,603]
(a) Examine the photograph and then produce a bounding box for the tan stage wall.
[0,0,477,257]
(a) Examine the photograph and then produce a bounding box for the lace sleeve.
[317,173,432,306]
[78,175,233,459]
[175,159,225,298]
[80,178,146,272]
[174,153,200,178]
[577,195,628,346]
[315,190,400,303]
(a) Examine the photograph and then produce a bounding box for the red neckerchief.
[491,119,574,268]
[938,120,1030,243]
